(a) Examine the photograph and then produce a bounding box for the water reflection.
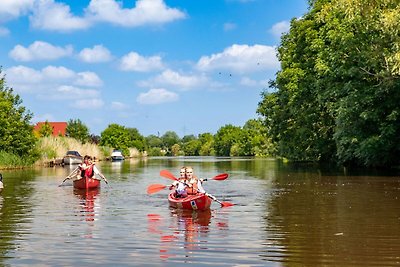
[147,209,213,259]
[73,188,100,224]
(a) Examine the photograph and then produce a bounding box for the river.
[0,157,399,266]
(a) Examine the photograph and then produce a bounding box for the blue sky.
[0,0,307,137]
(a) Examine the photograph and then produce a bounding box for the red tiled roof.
[34,122,68,136]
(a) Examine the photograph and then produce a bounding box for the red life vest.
[85,164,94,178]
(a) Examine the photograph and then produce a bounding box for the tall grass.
[36,136,104,164]
[0,151,35,168]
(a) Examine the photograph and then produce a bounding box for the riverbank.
[0,136,144,170]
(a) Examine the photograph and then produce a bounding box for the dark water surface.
[0,157,399,266]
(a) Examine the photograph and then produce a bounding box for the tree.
[258,0,400,166]
[198,133,215,156]
[0,70,37,160]
[161,131,180,154]
[127,127,146,151]
[146,134,163,148]
[38,120,53,137]
[66,119,89,143]
[214,124,244,156]
[100,124,131,156]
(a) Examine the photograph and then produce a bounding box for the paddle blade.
[147,184,167,194]
[160,170,178,181]
[220,201,234,208]
[212,173,229,181]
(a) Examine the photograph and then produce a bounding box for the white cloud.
[73,98,104,109]
[0,0,33,22]
[86,0,186,27]
[270,20,290,38]
[5,65,42,85]
[30,0,91,32]
[196,44,279,73]
[75,72,103,87]
[5,65,103,99]
[223,22,236,31]
[9,41,73,61]
[137,88,178,104]
[42,65,75,80]
[120,52,164,72]
[152,69,207,89]
[78,45,112,63]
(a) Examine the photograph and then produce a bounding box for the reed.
[0,151,34,168]
[37,136,104,161]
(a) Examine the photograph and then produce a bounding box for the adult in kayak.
[84,156,108,184]
[185,166,206,195]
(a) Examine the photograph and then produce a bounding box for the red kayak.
[73,177,101,190]
[168,192,212,211]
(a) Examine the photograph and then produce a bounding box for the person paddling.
[85,156,109,184]
[169,167,188,198]
[185,167,206,195]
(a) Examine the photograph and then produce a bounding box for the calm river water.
[0,157,399,266]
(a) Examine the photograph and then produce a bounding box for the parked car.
[63,150,83,165]
[111,150,124,161]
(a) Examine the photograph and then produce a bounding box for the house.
[34,122,68,137]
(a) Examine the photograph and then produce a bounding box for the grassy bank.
[0,136,142,169]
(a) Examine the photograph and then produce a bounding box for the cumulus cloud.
[86,0,186,27]
[0,0,33,22]
[270,20,290,38]
[5,65,103,98]
[30,0,91,32]
[196,44,279,73]
[137,88,178,104]
[120,52,164,72]
[138,69,207,90]
[9,41,73,62]
[78,45,112,63]
[75,72,103,87]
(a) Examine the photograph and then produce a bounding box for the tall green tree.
[0,71,37,160]
[66,119,89,143]
[127,127,146,151]
[100,124,131,156]
[258,0,400,166]
[214,124,244,156]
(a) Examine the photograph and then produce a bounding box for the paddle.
[147,184,168,194]
[160,169,229,182]
[59,167,79,186]
[159,170,178,181]
[205,192,234,208]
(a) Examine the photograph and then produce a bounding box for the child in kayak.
[170,167,188,198]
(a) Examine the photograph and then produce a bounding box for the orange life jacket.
[187,179,199,195]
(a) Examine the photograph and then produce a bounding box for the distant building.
[34,122,68,137]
